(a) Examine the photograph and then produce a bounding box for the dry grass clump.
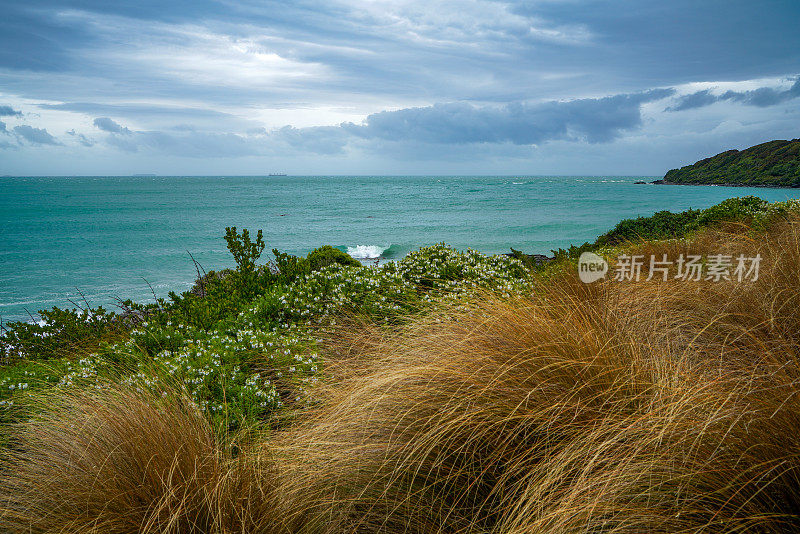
[4,217,800,533]
[0,387,279,533]
[616,218,800,366]
[275,297,799,531]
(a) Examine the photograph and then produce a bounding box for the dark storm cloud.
[344,89,675,145]
[665,90,721,112]
[12,125,61,145]
[667,77,800,111]
[0,105,22,116]
[93,117,132,134]
[722,77,800,107]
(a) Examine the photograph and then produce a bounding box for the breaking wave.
[340,244,405,260]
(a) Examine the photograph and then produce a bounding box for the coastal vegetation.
[3,196,800,531]
[658,138,800,187]
[0,228,532,431]
[551,195,800,257]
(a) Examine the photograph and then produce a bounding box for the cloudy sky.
[0,0,798,175]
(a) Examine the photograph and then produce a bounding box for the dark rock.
[111,309,147,327]
[505,249,554,268]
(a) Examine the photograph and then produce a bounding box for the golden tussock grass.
[4,217,800,532]
[0,387,279,533]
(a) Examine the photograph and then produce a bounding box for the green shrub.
[272,250,311,284]
[548,196,794,262]
[307,245,361,271]
[550,241,598,262]
[224,227,265,274]
[0,306,122,363]
[596,209,702,247]
[696,196,769,227]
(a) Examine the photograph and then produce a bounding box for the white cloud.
[340,0,592,47]
[55,11,332,89]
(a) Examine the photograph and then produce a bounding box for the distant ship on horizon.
[268,173,287,176]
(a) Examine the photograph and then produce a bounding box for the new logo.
[578,252,608,283]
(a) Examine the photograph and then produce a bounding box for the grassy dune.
[3,201,800,532]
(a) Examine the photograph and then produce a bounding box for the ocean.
[2,175,799,323]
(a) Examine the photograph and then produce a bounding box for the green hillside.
[660,139,800,187]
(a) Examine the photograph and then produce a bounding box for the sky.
[0,0,799,176]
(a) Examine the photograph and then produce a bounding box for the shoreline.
[650,179,800,189]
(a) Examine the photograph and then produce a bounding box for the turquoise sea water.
[2,175,799,323]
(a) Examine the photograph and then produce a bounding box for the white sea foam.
[347,245,389,259]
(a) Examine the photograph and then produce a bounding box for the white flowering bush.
[0,243,533,431]
[246,244,532,325]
